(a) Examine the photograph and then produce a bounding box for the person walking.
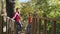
[12,8,21,34]
[26,14,32,34]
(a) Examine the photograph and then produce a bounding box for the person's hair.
[16,8,19,10]
[16,8,19,14]
[29,14,31,16]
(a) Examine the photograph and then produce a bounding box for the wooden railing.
[0,15,17,34]
[31,16,57,34]
[0,15,59,34]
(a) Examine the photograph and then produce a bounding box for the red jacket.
[28,16,32,24]
[13,12,20,22]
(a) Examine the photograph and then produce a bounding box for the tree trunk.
[6,0,15,18]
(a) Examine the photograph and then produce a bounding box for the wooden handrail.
[0,15,17,34]
[31,17,57,34]
[0,15,58,34]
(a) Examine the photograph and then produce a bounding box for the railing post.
[31,17,35,34]
[6,17,10,34]
[13,21,17,34]
[34,17,37,34]
[14,21,17,34]
[0,15,3,34]
[52,20,56,34]
[43,19,47,34]
[6,17,8,34]
[11,19,16,34]
[31,16,37,34]
[38,18,41,34]
[6,16,17,34]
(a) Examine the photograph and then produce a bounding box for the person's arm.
[12,13,17,19]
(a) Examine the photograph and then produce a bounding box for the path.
[21,30,26,34]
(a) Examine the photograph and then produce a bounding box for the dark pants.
[16,22,21,34]
[26,24,31,34]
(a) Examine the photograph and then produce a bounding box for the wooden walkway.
[21,31,25,34]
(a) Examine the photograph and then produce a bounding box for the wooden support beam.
[52,20,56,34]
[31,17,35,34]
[0,16,3,34]
[43,19,47,34]
[38,18,41,34]
[33,17,37,34]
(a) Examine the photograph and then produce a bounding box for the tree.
[6,0,15,18]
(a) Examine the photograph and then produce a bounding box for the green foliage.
[15,0,60,34]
